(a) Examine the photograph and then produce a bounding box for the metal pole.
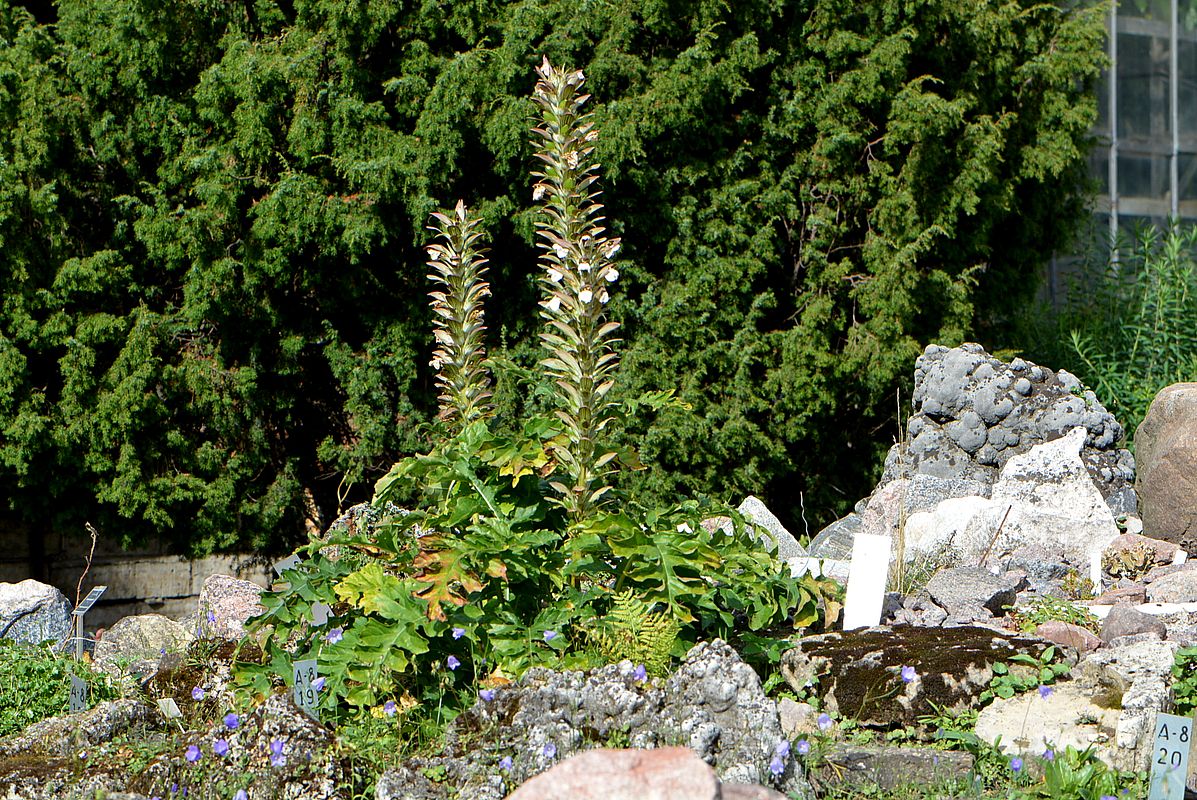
[1172,0,1180,220]
[1110,0,1120,256]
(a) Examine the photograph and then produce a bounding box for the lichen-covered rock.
[780,626,1066,732]
[881,343,1133,505]
[377,644,809,799]
[659,640,794,788]
[0,580,72,647]
[130,692,347,800]
[1135,383,1197,548]
[0,699,159,760]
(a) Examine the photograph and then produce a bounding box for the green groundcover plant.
[232,60,840,721]
[0,638,118,737]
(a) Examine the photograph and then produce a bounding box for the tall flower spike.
[426,200,493,428]
[531,57,622,520]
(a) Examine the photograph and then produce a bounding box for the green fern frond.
[586,589,680,676]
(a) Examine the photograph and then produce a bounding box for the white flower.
[533,184,547,201]
[605,268,619,282]
[553,243,569,259]
[599,290,609,304]
[547,268,563,283]
[676,523,693,533]
[603,240,621,258]
[546,296,562,312]
[578,261,591,272]
[566,151,579,169]
[579,289,593,303]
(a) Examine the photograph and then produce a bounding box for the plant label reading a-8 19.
[292,659,320,721]
[1149,712,1193,800]
[68,675,87,713]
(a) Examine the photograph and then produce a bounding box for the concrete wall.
[0,520,272,629]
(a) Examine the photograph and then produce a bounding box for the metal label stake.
[72,585,107,661]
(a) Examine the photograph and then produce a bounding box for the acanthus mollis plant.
[426,200,493,429]
[232,59,842,721]
[531,57,623,521]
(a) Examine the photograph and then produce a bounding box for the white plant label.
[292,659,320,721]
[1149,712,1193,800]
[69,675,88,713]
[842,532,891,630]
[311,602,330,626]
[157,698,182,719]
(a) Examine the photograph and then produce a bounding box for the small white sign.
[292,659,320,720]
[311,603,330,626]
[842,533,891,630]
[273,555,301,576]
[157,698,183,719]
[69,675,88,713]
[1149,712,1193,800]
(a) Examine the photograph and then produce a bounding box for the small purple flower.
[900,665,917,684]
[1038,684,1053,699]
[543,630,558,642]
[1100,795,1116,800]
[768,754,785,776]
[631,664,648,682]
[383,700,397,716]
[269,739,285,767]
[1042,748,1055,761]
[206,609,216,623]
[234,791,248,800]
[1011,756,1023,773]
[774,740,791,759]
[312,677,325,691]
[452,627,466,639]
[324,627,343,644]
[185,745,201,763]
[796,739,810,756]
[224,712,240,729]
[542,742,557,759]
[499,755,513,772]
[214,739,229,757]
[447,655,461,671]
[817,712,833,731]
[479,689,496,702]
[191,687,205,701]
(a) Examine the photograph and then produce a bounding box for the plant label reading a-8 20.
[1149,712,1193,800]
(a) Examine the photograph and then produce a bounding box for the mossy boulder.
[780,625,1069,732]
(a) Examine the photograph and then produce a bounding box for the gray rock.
[0,699,159,759]
[738,496,807,561]
[93,614,194,674]
[890,594,948,628]
[1076,638,1181,771]
[807,514,859,560]
[925,566,1019,620]
[813,744,973,793]
[0,579,72,647]
[1146,569,1197,603]
[974,681,1119,760]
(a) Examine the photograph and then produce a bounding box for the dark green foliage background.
[0,0,1104,554]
